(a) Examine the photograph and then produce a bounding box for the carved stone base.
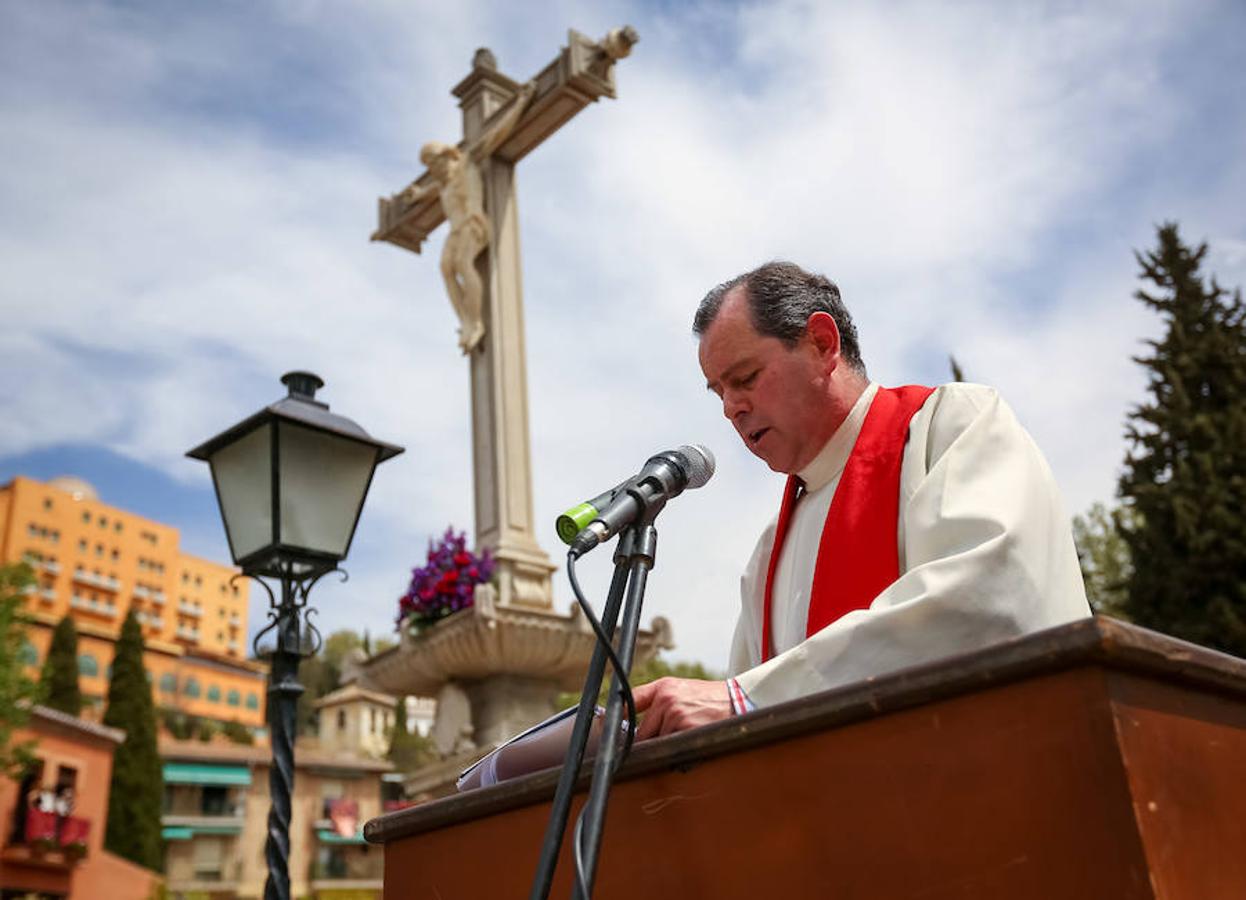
[356,584,674,796]
[491,541,558,610]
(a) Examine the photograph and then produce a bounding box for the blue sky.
[3,0,1245,670]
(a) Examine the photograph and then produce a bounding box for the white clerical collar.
[797,382,879,493]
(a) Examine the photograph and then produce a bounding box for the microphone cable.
[566,548,638,897]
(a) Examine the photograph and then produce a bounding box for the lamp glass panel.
[277,421,377,557]
[209,424,273,562]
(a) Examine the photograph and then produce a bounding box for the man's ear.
[805,312,841,367]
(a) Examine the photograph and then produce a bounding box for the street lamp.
[187,371,403,900]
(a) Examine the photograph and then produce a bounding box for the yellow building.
[159,740,389,898]
[1,474,267,729]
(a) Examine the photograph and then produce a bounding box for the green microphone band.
[556,502,600,545]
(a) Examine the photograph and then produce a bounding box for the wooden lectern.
[365,617,1246,898]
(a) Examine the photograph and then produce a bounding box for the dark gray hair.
[693,261,865,375]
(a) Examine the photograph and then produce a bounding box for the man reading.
[633,262,1090,738]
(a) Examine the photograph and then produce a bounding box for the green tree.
[1117,223,1246,655]
[103,610,163,870]
[1,562,42,778]
[949,355,966,382]
[1072,502,1136,618]
[557,655,722,709]
[221,720,254,745]
[388,695,437,772]
[296,629,365,735]
[41,614,81,716]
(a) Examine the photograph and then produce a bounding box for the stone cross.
[372,27,638,613]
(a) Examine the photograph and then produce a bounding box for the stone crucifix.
[372,27,638,613]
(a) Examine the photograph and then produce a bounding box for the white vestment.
[728,382,1090,708]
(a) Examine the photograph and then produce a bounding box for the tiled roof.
[31,705,126,744]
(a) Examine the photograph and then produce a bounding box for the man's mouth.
[747,427,770,446]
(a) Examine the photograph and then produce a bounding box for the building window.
[159,673,177,694]
[82,511,90,523]
[43,497,53,511]
[246,692,259,710]
[77,654,99,677]
[337,710,347,731]
[227,690,240,707]
[78,539,87,553]
[207,685,221,702]
[18,641,38,667]
[184,677,201,698]
[114,521,122,533]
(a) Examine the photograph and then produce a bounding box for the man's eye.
[740,369,760,387]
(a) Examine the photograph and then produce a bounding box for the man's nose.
[722,390,748,420]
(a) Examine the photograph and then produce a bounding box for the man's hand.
[633,677,732,740]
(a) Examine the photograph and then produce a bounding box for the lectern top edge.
[365,615,1246,845]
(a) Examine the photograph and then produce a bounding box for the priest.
[633,261,1091,738]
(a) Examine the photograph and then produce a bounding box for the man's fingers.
[635,699,667,741]
[631,680,657,712]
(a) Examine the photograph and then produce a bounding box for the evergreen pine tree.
[1118,223,1246,655]
[41,614,81,716]
[388,695,434,771]
[102,610,164,870]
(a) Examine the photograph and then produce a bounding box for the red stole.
[760,385,935,662]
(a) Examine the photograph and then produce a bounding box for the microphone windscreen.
[678,444,715,489]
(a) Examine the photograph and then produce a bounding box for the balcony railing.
[175,626,200,641]
[161,812,246,829]
[17,808,91,861]
[178,602,202,618]
[39,587,56,601]
[133,585,150,599]
[42,560,61,575]
[135,612,165,629]
[73,570,118,591]
[69,596,118,618]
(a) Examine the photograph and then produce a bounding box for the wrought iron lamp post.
[187,371,403,900]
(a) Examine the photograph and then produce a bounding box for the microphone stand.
[529,502,664,899]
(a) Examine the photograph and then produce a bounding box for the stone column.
[454,58,557,611]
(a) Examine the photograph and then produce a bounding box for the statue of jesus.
[401,80,538,354]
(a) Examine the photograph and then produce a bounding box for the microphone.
[566,444,715,556]
[555,479,631,546]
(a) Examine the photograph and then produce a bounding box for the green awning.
[161,823,242,839]
[163,763,252,786]
[315,827,367,845]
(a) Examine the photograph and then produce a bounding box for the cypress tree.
[388,695,434,771]
[1118,223,1246,655]
[41,614,81,716]
[103,610,164,870]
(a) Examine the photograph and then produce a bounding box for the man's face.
[698,289,836,474]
